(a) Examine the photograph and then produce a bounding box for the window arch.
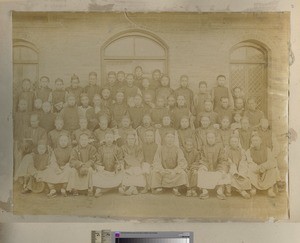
[101,30,168,82]
[229,41,268,114]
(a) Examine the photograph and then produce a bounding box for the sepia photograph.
[11,11,289,221]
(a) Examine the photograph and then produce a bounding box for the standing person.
[123,73,142,107]
[92,130,124,197]
[49,78,67,113]
[110,90,129,128]
[18,78,35,112]
[244,97,265,128]
[174,75,195,113]
[67,133,97,196]
[211,75,233,110]
[197,131,230,200]
[151,132,188,196]
[104,71,118,101]
[140,77,156,103]
[156,75,173,106]
[60,94,80,133]
[35,76,52,103]
[194,81,211,115]
[116,71,126,88]
[150,69,162,90]
[66,74,83,105]
[245,134,279,197]
[84,72,101,105]
[133,66,144,89]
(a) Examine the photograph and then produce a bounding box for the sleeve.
[237,149,249,177]
[48,92,53,103]
[85,146,97,168]
[216,146,229,173]
[69,148,82,169]
[199,147,209,171]
[260,148,277,170]
[175,147,187,171]
[174,130,180,148]
[95,147,103,166]
[152,147,164,171]
[245,149,259,173]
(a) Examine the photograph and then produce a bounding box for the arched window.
[101,30,168,82]
[13,39,39,89]
[230,41,268,114]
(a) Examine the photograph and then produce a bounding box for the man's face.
[42,102,52,113]
[93,96,101,106]
[55,81,64,90]
[55,120,64,130]
[37,144,47,155]
[233,113,242,123]
[40,78,48,88]
[180,118,189,129]
[180,76,188,88]
[235,99,244,110]
[230,137,239,149]
[127,134,136,146]
[207,133,216,146]
[99,119,108,130]
[145,131,155,143]
[184,140,194,152]
[204,101,212,112]
[199,84,207,93]
[167,96,176,106]
[165,134,175,146]
[251,136,261,148]
[68,96,76,106]
[117,73,125,82]
[134,96,143,106]
[59,135,69,148]
[135,67,143,77]
[81,96,89,107]
[108,74,116,85]
[18,100,28,111]
[162,116,171,126]
[143,115,152,127]
[79,135,89,147]
[102,89,111,100]
[105,133,114,146]
[30,115,39,128]
[126,76,134,86]
[221,98,229,109]
[221,118,230,129]
[233,88,242,97]
[153,71,161,81]
[34,99,43,110]
[201,117,210,128]
[217,77,226,86]
[89,75,97,85]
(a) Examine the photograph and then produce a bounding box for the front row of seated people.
[15,117,280,200]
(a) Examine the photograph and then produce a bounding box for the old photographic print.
[12,12,289,220]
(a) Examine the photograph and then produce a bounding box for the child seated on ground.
[141,129,158,192]
[18,78,35,112]
[194,81,211,115]
[72,118,93,146]
[155,114,179,147]
[212,75,233,110]
[43,134,72,198]
[22,113,47,148]
[39,101,56,133]
[151,132,188,196]
[35,76,52,103]
[49,78,67,113]
[67,133,97,196]
[244,97,265,128]
[110,90,128,128]
[48,117,70,149]
[120,133,146,195]
[92,130,124,197]
[226,135,252,199]
[156,75,173,106]
[182,138,201,197]
[177,116,196,150]
[60,94,80,132]
[174,75,195,113]
[19,140,50,194]
[136,114,156,144]
[84,72,101,105]
[245,134,279,198]
[66,74,83,105]
[197,131,230,200]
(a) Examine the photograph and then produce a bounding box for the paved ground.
[13,183,288,221]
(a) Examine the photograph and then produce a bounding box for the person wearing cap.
[151,132,188,196]
[67,133,97,196]
[197,130,230,200]
[92,130,124,197]
[245,134,279,198]
[66,74,83,105]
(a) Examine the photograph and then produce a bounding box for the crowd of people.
[13,66,284,200]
